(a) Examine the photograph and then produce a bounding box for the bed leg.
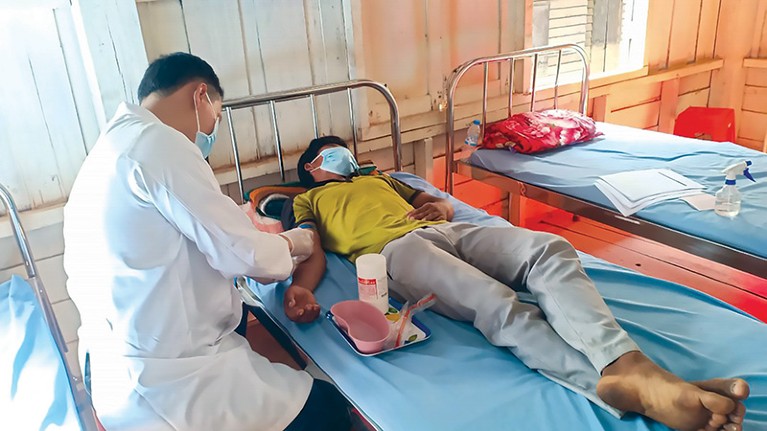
[509,193,523,227]
[413,137,434,183]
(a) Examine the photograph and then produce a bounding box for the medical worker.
[64,53,350,430]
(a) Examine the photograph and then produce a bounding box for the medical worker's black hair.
[137,52,224,102]
[297,136,349,188]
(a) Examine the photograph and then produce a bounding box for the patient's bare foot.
[596,351,750,431]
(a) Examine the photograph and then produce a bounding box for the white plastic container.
[355,253,389,313]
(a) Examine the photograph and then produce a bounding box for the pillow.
[481,109,601,154]
[244,159,382,231]
[239,203,284,233]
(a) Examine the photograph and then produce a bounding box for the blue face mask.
[194,92,219,158]
[311,146,359,177]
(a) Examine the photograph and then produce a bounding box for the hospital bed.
[445,44,767,279]
[0,184,101,430]
[221,80,767,430]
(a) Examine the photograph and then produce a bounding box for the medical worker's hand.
[280,228,315,264]
[284,285,321,323]
[407,201,452,221]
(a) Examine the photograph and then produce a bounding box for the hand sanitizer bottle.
[715,160,756,218]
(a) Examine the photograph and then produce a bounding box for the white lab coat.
[63,103,312,431]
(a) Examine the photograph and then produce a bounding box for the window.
[532,0,648,84]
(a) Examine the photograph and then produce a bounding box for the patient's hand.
[407,201,452,221]
[284,285,321,323]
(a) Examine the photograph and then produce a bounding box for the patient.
[284,135,750,431]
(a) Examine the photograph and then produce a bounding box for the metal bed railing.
[445,43,590,194]
[0,184,100,431]
[442,44,767,278]
[222,79,402,203]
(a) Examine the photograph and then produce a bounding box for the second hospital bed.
[445,44,767,279]
[219,80,767,431]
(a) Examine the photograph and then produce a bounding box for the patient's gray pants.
[381,223,639,416]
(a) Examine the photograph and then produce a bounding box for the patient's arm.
[408,192,455,221]
[284,225,326,323]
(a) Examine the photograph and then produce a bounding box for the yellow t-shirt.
[293,175,445,262]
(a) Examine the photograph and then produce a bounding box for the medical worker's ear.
[193,83,208,107]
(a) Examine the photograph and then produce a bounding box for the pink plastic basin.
[330,300,390,354]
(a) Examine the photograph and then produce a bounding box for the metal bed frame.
[222,79,402,203]
[0,184,100,431]
[444,43,767,279]
[222,80,403,405]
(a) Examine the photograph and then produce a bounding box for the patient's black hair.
[297,136,349,188]
[137,52,224,102]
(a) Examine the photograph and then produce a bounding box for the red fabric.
[481,109,601,154]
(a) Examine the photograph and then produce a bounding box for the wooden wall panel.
[0,8,87,212]
[446,0,503,86]
[705,0,767,149]
[183,0,259,168]
[593,1,721,136]
[361,0,429,99]
[746,68,767,87]
[679,71,711,94]
[610,101,661,129]
[696,0,721,60]
[710,0,761,142]
[668,0,702,66]
[135,0,353,171]
[676,87,710,115]
[136,0,188,60]
[609,81,662,110]
[743,85,767,112]
[645,0,675,69]
[739,110,767,141]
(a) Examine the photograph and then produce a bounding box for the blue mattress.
[1,275,81,430]
[469,122,767,259]
[247,172,767,431]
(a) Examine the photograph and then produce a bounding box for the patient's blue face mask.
[310,146,359,177]
[194,92,219,158]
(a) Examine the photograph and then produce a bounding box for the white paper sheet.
[681,193,717,211]
[598,169,704,202]
[595,169,706,216]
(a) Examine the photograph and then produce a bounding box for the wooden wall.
[594,0,720,132]
[710,0,767,151]
[0,0,148,379]
[135,0,355,175]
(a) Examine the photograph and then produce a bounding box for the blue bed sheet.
[247,172,767,431]
[469,122,767,259]
[1,275,80,430]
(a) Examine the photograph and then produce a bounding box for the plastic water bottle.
[355,253,389,313]
[464,120,481,153]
